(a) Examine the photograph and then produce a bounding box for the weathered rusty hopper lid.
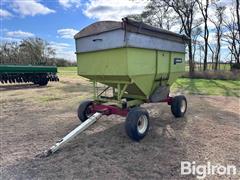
[74,21,122,39]
[74,17,189,43]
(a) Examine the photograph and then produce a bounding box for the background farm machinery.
[0,65,59,86]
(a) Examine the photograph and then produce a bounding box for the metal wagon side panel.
[75,29,186,53]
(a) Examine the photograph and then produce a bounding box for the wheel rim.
[137,115,148,134]
[85,106,93,118]
[180,100,186,113]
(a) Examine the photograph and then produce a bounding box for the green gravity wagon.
[73,18,189,141]
[42,18,189,157]
[0,65,59,86]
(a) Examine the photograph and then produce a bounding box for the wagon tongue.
[35,149,53,158]
[36,112,102,158]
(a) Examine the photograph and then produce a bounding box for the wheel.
[77,100,93,122]
[38,78,49,86]
[32,75,48,86]
[32,79,40,85]
[33,80,38,85]
[125,107,149,141]
[171,95,187,118]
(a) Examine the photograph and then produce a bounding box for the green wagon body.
[0,64,59,86]
[77,47,185,99]
[75,18,188,107]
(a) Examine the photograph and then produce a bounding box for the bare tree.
[236,0,240,41]
[0,42,20,64]
[128,0,178,30]
[0,37,56,65]
[196,0,210,71]
[192,27,202,63]
[162,0,200,73]
[223,2,240,64]
[206,42,215,69]
[209,4,226,70]
[19,38,56,65]
[141,0,178,30]
[198,44,204,70]
[236,0,240,65]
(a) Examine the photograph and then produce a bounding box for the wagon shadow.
[174,79,202,95]
[209,80,240,97]
[0,84,47,91]
[227,79,240,86]
[59,81,108,94]
[59,81,92,93]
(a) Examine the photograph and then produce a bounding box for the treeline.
[129,0,240,72]
[0,37,76,67]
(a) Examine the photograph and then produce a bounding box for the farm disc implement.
[0,65,59,86]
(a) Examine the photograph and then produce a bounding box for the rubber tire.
[125,107,149,141]
[32,78,39,85]
[171,95,187,118]
[38,78,49,86]
[77,101,93,122]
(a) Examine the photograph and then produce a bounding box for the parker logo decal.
[174,58,183,64]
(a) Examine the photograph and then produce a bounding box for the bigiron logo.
[181,161,238,179]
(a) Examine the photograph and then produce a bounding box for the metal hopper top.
[74,18,189,43]
[74,21,123,39]
[74,18,189,53]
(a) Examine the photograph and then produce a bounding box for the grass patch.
[58,66,78,78]
[58,66,77,72]
[38,96,63,102]
[172,78,240,97]
[185,63,231,71]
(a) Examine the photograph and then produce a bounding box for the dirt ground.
[0,77,240,180]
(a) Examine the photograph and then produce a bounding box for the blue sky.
[0,0,146,61]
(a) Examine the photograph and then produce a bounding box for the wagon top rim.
[74,17,190,43]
